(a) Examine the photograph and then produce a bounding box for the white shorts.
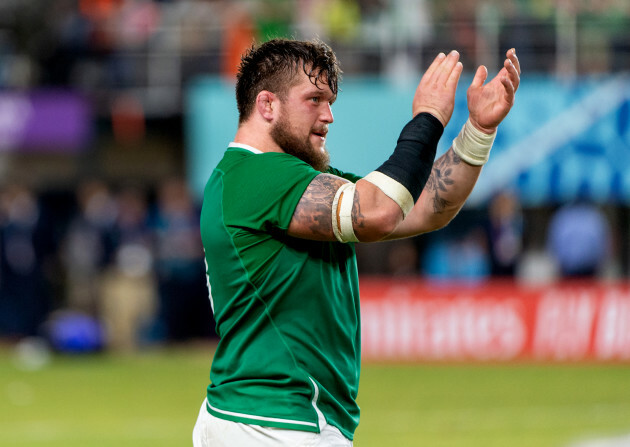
[192,399,353,447]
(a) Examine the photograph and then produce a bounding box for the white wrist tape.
[363,171,414,217]
[332,182,359,243]
[452,118,497,166]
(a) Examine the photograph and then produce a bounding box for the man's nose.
[321,103,334,124]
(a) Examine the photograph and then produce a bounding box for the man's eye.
[311,97,320,103]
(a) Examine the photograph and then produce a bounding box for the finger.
[504,57,520,91]
[436,50,460,85]
[507,48,521,76]
[421,52,447,85]
[470,65,488,89]
[501,75,515,104]
[446,61,463,90]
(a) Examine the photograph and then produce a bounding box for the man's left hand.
[467,48,521,134]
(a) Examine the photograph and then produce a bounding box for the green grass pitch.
[1,343,629,446]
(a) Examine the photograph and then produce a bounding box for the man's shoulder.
[210,149,320,199]
[218,148,318,177]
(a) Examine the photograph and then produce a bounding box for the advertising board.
[360,278,630,362]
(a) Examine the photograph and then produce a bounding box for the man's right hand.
[411,50,463,127]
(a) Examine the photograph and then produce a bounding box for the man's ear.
[256,91,277,122]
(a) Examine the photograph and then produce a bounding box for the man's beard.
[270,113,330,172]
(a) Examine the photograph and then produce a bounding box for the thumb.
[470,65,488,89]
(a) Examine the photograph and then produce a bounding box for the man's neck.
[234,123,283,154]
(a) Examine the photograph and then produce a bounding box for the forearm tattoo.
[292,174,346,237]
[425,148,461,214]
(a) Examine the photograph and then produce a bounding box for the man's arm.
[288,49,520,243]
[383,147,478,239]
[387,48,521,239]
[288,51,463,242]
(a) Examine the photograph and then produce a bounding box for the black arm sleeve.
[375,112,444,201]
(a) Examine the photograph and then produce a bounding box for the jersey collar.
[228,142,263,154]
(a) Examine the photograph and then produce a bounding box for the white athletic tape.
[363,171,414,217]
[452,118,496,166]
[331,183,344,242]
[332,182,359,243]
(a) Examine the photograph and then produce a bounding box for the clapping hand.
[467,48,521,134]
[412,50,463,127]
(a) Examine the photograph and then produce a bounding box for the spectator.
[0,184,50,337]
[60,179,117,316]
[100,186,157,351]
[220,2,257,79]
[486,191,523,276]
[152,177,213,341]
[546,200,611,278]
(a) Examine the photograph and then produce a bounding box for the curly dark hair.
[236,38,341,123]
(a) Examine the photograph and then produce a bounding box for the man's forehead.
[292,69,334,96]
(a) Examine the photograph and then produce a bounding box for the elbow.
[354,207,401,242]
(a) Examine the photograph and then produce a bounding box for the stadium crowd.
[0,178,214,347]
[1,0,629,96]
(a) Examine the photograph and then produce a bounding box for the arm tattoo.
[291,174,347,237]
[425,148,461,214]
[352,187,366,230]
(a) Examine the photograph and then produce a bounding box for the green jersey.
[200,144,363,440]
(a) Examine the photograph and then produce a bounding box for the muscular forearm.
[385,147,482,239]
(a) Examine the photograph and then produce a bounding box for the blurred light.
[111,94,146,144]
[12,337,52,371]
[79,0,122,21]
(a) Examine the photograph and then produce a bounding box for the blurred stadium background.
[1,0,629,445]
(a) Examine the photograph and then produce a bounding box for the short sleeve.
[326,166,362,183]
